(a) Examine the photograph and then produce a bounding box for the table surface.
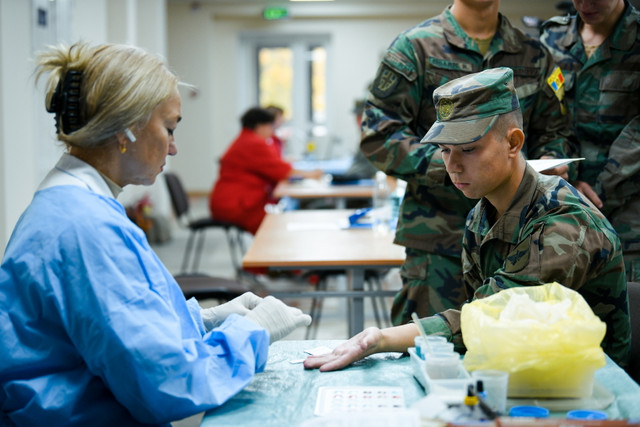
[242,209,405,336]
[200,340,640,426]
[242,210,405,269]
[201,340,421,427]
[273,179,374,200]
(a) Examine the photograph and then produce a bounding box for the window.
[309,45,327,128]
[241,34,330,158]
[258,46,294,120]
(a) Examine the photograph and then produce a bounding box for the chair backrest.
[627,281,640,383]
[164,172,190,219]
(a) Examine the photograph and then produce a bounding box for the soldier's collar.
[443,7,520,55]
[476,164,539,243]
[557,16,581,50]
[569,2,638,52]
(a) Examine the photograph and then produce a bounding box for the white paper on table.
[289,346,334,364]
[305,346,334,356]
[314,386,405,416]
[527,158,584,172]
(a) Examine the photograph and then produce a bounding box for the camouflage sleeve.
[595,116,640,215]
[476,212,616,295]
[426,235,478,350]
[360,36,446,186]
[449,203,618,335]
[421,197,624,354]
[523,45,577,180]
[420,311,467,353]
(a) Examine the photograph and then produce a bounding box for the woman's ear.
[115,131,130,154]
[506,127,525,158]
[115,130,128,145]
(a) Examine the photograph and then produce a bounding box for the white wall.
[0,0,168,255]
[0,0,35,256]
[166,3,220,196]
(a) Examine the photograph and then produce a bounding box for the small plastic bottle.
[389,179,406,230]
[463,384,479,418]
[372,171,391,235]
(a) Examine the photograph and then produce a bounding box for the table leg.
[348,268,365,336]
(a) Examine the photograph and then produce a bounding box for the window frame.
[239,32,331,158]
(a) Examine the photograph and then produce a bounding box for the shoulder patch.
[371,65,401,99]
[547,66,567,114]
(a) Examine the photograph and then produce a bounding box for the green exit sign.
[263,7,289,20]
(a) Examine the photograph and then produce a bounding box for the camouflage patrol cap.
[422,67,520,145]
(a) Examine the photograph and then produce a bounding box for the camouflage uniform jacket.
[540,2,640,253]
[361,6,572,256]
[433,165,630,365]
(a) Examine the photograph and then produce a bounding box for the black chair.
[173,273,250,302]
[163,172,247,277]
[627,281,640,384]
[163,172,255,303]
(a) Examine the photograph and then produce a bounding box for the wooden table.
[273,179,374,208]
[242,210,405,336]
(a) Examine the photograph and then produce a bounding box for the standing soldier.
[361,0,573,325]
[540,0,640,280]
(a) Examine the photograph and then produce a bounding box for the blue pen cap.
[566,410,607,420]
[509,405,550,418]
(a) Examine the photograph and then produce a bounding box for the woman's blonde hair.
[35,42,178,148]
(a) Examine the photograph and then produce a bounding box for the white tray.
[409,347,615,411]
[409,347,471,405]
[506,381,614,411]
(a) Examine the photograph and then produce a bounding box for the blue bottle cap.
[566,410,608,420]
[509,405,550,418]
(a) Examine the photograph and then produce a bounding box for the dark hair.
[265,105,284,116]
[241,107,275,130]
[491,109,523,139]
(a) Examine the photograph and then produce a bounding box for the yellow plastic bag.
[461,282,606,398]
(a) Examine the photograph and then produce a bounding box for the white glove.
[201,292,263,331]
[245,296,312,343]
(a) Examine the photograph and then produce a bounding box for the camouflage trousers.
[625,251,640,282]
[391,248,468,326]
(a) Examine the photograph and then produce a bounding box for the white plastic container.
[372,171,391,235]
[409,347,471,404]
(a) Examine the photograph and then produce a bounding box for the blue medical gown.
[0,185,269,426]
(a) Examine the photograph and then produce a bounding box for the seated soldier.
[304,67,631,371]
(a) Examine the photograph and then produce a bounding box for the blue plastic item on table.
[566,409,608,420]
[509,405,550,418]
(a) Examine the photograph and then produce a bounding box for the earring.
[120,145,127,154]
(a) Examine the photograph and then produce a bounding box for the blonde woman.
[0,42,310,426]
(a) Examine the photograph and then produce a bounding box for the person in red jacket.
[209,107,321,234]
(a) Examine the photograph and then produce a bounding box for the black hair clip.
[47,70,84,134]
